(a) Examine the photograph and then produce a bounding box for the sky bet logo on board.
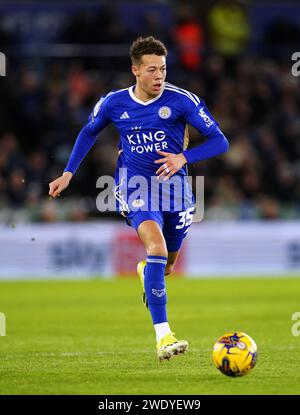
[0,52,6,76]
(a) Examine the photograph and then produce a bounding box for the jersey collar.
[128,84,165,106]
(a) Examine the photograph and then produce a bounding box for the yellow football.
[212,332,257,377]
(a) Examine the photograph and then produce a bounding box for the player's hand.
[154,150,187,180]
[48,172,73,198]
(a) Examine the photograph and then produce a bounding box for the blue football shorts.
[114,160,195,252]
[123,208,195,252]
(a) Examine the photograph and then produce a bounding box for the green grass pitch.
[0,276,300,395]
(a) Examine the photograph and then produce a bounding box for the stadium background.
[0,0,299,277]
[1,0,300,397]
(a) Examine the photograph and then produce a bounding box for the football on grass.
[212,332,257,377]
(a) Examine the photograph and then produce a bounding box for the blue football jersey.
[89,82,219,180]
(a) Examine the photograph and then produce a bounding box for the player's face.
[132,54,166,97]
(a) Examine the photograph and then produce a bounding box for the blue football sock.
[144,255,168,325]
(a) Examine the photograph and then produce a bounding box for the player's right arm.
[49,96,111,198]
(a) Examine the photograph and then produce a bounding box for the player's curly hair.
[130,36,168,65]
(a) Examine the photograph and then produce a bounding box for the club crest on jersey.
[132,199,145,208]
[158,106,171,119]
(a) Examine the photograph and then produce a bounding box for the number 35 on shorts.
[176,207,194,231]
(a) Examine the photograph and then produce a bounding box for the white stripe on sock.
[146,259,167,265]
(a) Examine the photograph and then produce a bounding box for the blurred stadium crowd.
[0,0,299,223]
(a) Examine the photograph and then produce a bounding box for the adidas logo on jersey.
[120,111,130,119]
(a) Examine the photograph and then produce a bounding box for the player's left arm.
[182,99,229,164]
[155,98,229,180]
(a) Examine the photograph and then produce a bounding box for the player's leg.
[163,226,188,278]
[137,219,169,340]
[165,251,180,276]
[135,217,188,360]
[163,208,194,277]
[137,219,167,309]
[135,213,166,308]
[137,219,168,257]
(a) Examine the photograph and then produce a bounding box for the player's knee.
[146,241,168,258]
